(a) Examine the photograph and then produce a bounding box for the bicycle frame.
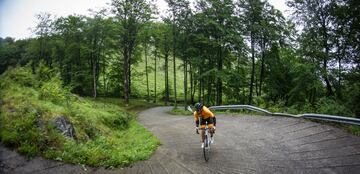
[199,119,211,162]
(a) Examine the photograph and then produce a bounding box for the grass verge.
[306,119,360,137]
[167,106,192,116]
[91,97,163,113]
[0,65,160,167]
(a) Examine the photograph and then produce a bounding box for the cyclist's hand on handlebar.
[195,127,199,134]
[211,126,216,134]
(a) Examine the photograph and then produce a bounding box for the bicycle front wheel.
[203,134,210,162]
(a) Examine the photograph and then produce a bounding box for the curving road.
[2,107,360,173]
[117,107,360,174]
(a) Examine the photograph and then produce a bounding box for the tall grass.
[0,65,160,167]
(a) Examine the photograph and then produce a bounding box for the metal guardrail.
[207,105,360,126]
[208,105,273,115]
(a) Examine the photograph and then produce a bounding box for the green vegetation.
[307,119,360,137]
[168,107,192,116]
[0,1,360,166]
[1,0,359,119]
[90,97,163,113]
[132,55,187,101]
[346,125,360,137]
[0,66,160,167]
[1,0,359,117]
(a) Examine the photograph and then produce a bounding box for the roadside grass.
[346,125,360,136]
[90,97,164,113]
[167,106,267,117]
[168,107,192,116]
[0,65,160,167]
[212,109,268,117]
[43,120,159,167]
[306,119,360,137]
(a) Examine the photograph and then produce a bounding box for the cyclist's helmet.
[194,102,203,112]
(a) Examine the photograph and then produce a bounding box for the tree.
[0,38,28,74]
[84,9,109,98]
[53,15,86,94]
[287,0,335,97]
[168,0,192,109]
[111,0,152,103]
[193,0,236,105]
[158,21,172,105]
[33,12,53,70]
[237,0,264,105]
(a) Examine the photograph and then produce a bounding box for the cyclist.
[194,102,216,148]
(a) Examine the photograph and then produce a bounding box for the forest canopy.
[0,0,359,117]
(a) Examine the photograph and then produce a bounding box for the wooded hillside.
[1,0,359,117]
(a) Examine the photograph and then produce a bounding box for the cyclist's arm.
[194,112,199,127]
[206,107,216,127]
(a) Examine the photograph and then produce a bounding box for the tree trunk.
[184,59,188,110]
[216,46,223,106]
[259,38,265,97]
[249,32,255,105]
[190,63,194,104]
[173,14,177,108]
[198,67,202,102]
[93,58,97,98]
[128,55,131,96]
[201,74,205,103]
[323,59,333,96]
[154,49,157,103]
[123,39,130,104]
[207,75,211,105]
[102,54,107,97]
[92,36,98,99]
[145,43,150,101]
[165,52,169,105]
[237,56,242,103]
[322,18,334,97]
[337,50,342,97]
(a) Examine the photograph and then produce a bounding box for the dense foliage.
[0,65,159,167]
[0,0,359,117]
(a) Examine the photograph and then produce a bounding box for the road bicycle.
[202,123,212,162]
[187,106,213,162]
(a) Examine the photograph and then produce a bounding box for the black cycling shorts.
[199,117,214,129]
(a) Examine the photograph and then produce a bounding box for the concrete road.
[2,106,360,174]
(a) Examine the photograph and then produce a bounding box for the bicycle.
[203,124,212,162]
[188,106,213,162]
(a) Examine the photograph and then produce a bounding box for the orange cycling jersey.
[194,106,214,121]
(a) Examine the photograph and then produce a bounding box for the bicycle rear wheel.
[203,134,210,162]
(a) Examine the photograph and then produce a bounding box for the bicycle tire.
[203,132,210,162]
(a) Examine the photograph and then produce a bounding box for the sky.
[0,0,289,40]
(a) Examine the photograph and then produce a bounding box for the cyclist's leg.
[199,118,206,142]
[200,125,205,142]
[208,117,215,136]
[208,124,214,136]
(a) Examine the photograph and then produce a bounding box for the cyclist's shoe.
[201,142,204,148]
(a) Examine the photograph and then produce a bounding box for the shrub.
[39,77,71,104]
[102,113,131,130]
[345,82,360,117]
[316,98,353,117]
[0,66,37,88]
